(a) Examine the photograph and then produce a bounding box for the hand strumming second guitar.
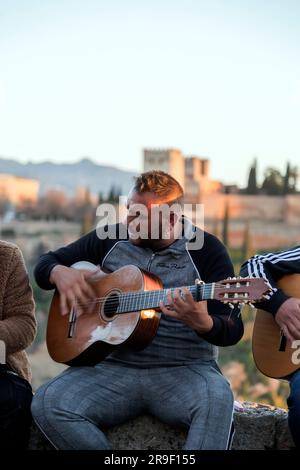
[275,297,300,342]
[50,265,99,316]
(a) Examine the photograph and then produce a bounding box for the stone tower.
[143,148,185,190]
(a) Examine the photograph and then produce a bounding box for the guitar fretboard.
[112,283,215,315]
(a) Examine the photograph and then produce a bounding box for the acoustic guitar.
[252,274,300,379]
[47,261,269,366]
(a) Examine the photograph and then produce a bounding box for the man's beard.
[128,236,158,249]
[128,227,173,250]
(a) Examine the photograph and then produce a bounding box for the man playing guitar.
[32,170,244,450]
[241,246,300,448]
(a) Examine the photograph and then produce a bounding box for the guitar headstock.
[214,277,271,308]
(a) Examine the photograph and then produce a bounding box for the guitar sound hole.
[103,292,120,319]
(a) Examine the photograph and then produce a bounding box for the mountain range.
[0,157,137,197]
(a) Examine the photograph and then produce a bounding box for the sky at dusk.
[0,0,300,186]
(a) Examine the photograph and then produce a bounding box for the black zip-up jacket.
[240,245,300,316]
[34,224,244,349]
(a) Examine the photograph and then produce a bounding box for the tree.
[246,159,258,194]
[261,168,283,195]
[81,208,94,235]
[283,162,291,195]
[222,200,230,247]
[98,191,103,205]
[212,218,221,240]
[241,222,254,264]
[39,189,67,220]
[289,166,299,193]
[80,186,95,235]
[106,185,122,203]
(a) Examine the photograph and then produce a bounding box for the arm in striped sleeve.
[240,246,300,316]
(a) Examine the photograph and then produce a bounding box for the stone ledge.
[29,402,295,450]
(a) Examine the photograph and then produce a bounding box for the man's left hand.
[160,287,213,334]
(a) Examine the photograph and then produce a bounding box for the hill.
[0,156,137,196]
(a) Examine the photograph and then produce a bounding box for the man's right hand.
[50,265,98,316]
[275,297,300,342]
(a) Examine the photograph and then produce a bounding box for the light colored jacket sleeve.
[0,246,36,354]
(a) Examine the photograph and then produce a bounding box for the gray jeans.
[31,362,234,450]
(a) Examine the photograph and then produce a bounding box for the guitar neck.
[116,283,214,314]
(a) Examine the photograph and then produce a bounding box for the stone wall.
[201,194,300,225]
[29,402,294,450]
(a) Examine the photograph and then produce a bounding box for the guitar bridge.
[68,305,77,338]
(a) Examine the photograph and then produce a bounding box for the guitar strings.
[74,283,246,310]
[74,283,229,306]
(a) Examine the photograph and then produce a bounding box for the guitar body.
[252,274,300,379]
[46,261,268,368]
[46,263,162,366]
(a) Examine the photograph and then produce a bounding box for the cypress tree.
[241,222,254,264]
[222,200,229,247]
[246,159,258,194]
[283,162,291,195]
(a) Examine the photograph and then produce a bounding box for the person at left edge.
[0,240,36,449]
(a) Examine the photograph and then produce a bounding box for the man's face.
[126,190,179,249]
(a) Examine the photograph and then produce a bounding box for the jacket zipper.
[147,252,156,271]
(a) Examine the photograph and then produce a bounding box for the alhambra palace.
[0,149,299,252]
[144,149,300,251]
